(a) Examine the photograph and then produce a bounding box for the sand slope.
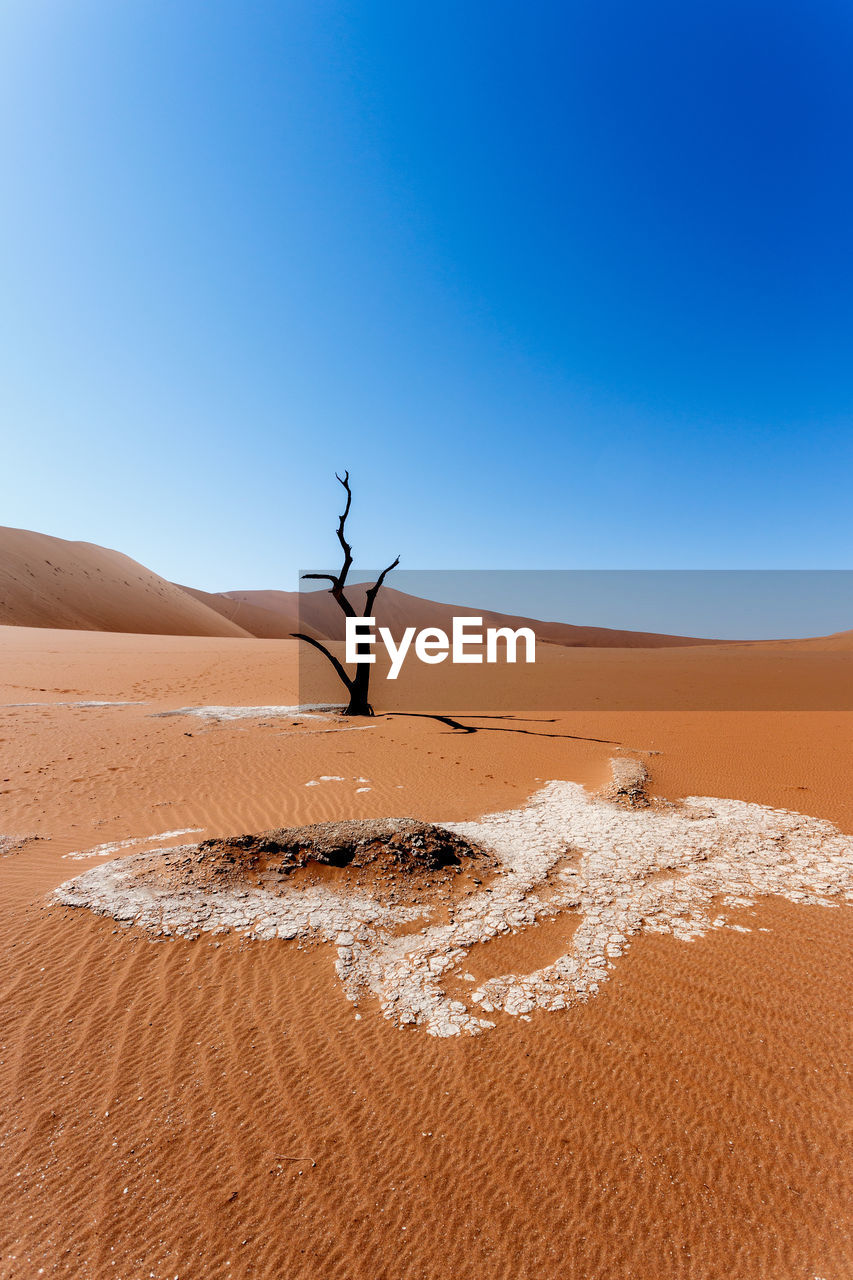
[0,527,250,637]
[178,583,296,639]
[771,626,853,650]
[223,584,731,646]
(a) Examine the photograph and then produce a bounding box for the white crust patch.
[53,761,853,1037]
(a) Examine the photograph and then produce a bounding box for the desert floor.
[1,626,851,1279]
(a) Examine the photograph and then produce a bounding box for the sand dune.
[768,626,853,650]
[178,582,298,638]
[0,527,250,637]
[223,583,733,646]
[2,528,849,651]
[0,526,731,646]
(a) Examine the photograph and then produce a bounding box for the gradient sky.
[2,1,853,593]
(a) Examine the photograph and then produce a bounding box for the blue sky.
[2,0,852,593]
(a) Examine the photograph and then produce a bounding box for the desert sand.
[1,617,852,1279]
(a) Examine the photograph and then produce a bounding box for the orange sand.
[1,625,851,1278]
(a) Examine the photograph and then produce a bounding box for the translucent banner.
[295,570,853,713]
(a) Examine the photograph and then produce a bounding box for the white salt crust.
[62,829,203,860]
[150,705,343,721]
[53,762,853,1037]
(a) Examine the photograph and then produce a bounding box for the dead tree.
[293,472,399,716]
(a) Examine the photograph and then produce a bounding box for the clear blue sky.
[2,0,852,592]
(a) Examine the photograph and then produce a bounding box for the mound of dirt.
[146,820,496,899]
[204,818,486,869]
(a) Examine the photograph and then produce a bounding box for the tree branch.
[300,572,357,617]
[290,632,354,694]
[364,555,400,615]
[333,469,353,587]
[299,471,358,618]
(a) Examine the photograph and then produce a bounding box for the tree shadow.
[377,711,621,745]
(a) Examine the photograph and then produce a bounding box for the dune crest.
[0,526,250,636]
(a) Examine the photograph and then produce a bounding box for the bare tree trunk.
[346,658,374,716]
[293,472,399,717]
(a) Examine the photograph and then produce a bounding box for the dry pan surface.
[55,760,853,1038]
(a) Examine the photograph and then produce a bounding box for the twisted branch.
[291,632,354,693]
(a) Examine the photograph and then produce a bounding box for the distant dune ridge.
[176,583,297,639]
[1,525,851,647]
[221,585,734,647]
